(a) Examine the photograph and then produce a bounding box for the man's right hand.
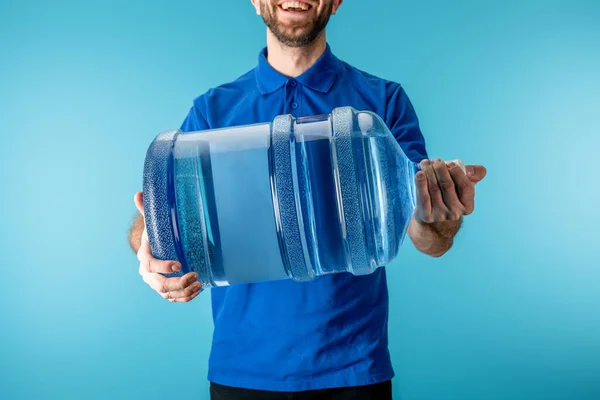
[133,192,202,302]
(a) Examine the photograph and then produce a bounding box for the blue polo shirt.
[179,43,428,392]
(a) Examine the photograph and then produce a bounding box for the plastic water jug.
[142,106,456,287]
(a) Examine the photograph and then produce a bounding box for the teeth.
[281,1,309,11]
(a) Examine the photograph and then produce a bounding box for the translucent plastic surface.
[142,107,420,287]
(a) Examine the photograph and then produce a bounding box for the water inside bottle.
[171,121,413,287]
[173,125,288,286]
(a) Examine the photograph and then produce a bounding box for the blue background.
[1,0,599,399]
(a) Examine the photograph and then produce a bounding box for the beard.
[260,1,334,48]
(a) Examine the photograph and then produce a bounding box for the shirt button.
[292,102,298,109]
[290,80,297,87]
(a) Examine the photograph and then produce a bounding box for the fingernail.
[416,171,426,180]
[433,158,442,164]
[171,264,181,272]
[447,162,457,169]
[193,285,201,293]
[467,167,475,176]
[421,159,430,166]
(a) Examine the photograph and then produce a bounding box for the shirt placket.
[284,78,299,115]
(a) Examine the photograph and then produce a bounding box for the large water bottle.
[142,106,461,287]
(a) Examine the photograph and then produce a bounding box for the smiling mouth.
[279,1,312,12]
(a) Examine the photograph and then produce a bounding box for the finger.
[135,223,181,274]
[147,272,198,295]
[140,269,201,301]
[134,192,144,217]
[465,165,487,184]
[162,282,203,301]
[414,170,432,223]
[433,160,462,220]
[421,159,447,219]
[138,266,190,294]
[169,289,201,303]
[163,272,198,293]
[448,162,475,214]
[138,251,182,274]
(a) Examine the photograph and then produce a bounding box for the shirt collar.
[255,43,342,95]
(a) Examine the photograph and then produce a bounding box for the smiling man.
[129,0,486,399]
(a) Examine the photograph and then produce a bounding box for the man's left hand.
[413,158,487,224]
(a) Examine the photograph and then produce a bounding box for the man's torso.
[179,44,427,392]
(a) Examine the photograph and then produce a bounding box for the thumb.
[134,192,144,217]
[466,165,487,184]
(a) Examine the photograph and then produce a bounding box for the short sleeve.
[179,104,210,133]
[385,84,429,163]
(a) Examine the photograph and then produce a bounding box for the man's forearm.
[128,214,144,254]
[407,217,462,257]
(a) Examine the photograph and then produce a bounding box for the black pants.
[210,380,392,400]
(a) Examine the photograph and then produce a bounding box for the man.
[129,1,487,398]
